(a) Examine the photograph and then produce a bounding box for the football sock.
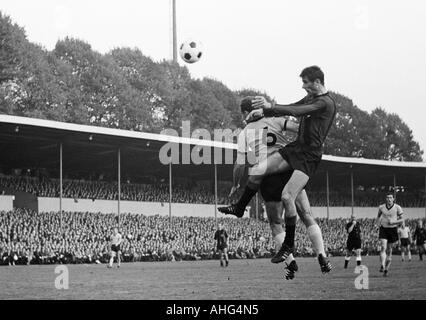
[356,256,361,266]
[344,257,350,268]
[401,252,405,261]
[235,182,259,211]
[408,250,411,261]
[286,253,295,264]
[283,216,297,248]
[307,224,326,257]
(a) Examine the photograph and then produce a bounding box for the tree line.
[0,12,423,161]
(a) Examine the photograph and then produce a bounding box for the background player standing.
[108,227,123,268]
[376,193,404,277]
[412,220,426,261]
[214,223,229,267]
[344,214,362,269]
[398,222,412,262]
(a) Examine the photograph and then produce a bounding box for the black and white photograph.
[0,0,425,310]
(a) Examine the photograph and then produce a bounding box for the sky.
[1,0,425,160]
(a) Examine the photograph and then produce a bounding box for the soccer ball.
[179,40,203,64]
[259,236,266,242]
[127,234,133,240]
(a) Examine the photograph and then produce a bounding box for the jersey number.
[264,127,277,147]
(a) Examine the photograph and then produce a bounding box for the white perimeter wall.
[37,197,426,219]
[0,195,14,211]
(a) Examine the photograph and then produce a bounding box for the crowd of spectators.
[0,175,230,205]
[1,175,424,207]
[1,209,424,266]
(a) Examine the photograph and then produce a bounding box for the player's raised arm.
[251,95,327,118]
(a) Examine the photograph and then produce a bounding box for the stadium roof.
[0,115,425,188]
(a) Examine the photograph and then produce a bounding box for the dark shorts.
[379,227,399,244]
[278,142,322,178]
[217,245,227,251]
[347,238,362,251]
[260,171,293,202]
[111,244,121,252]
[400,238,410,247]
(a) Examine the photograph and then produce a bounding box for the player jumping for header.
[219,66,336,273]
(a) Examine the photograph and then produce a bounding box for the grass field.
[0,256,425,300]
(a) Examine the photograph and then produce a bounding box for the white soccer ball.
[127,234,133,240]
[179,39,203,64]
[259,236,266,242]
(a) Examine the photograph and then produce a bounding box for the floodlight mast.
[172,0,178,63]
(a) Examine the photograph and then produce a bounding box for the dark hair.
[240,96,256,113]
[386,192,394,198]
[300,66,324,85]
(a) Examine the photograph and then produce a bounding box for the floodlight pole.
[214,164,218,226]
[350,168,354,217]
[255,194,259,220]
[326,170,330,220]
[172,0,177,63]
[169,162,172,219]
[118,148,121,228]
[393,174,397,201]
[59,142,63,234]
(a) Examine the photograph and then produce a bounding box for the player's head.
[240,96,256,116]
[419,220,424,228]
[113,227,118,234]
[218,223,224,230]
[385,193,395,206]
[300,66,325,95]
[350,214,356,221]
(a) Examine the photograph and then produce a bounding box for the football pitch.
[0,256,425,300]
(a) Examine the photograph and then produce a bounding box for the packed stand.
[1,175,425,207]
[1,209,424,265]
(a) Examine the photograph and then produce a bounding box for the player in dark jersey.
[344,214,362,268]
[214,223,229,267]
[412,220,426,261]
[219,66,335,273]
[229,96,330,279]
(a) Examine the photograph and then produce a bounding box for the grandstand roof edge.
[0,114,238,150]
[2,115,425,169]
[322,154,426,168]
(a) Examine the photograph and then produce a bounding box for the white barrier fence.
[0,195,14,211]
[36,197,426,219]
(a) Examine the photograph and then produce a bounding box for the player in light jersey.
[376,193,404,276]
[108,227,123,268]
[228,96,330,280]
[398,222,412,262]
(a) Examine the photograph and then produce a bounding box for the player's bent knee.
[281,192,295,204]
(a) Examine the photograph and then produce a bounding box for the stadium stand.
[1,208,424,265]
[1,175,424,207]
